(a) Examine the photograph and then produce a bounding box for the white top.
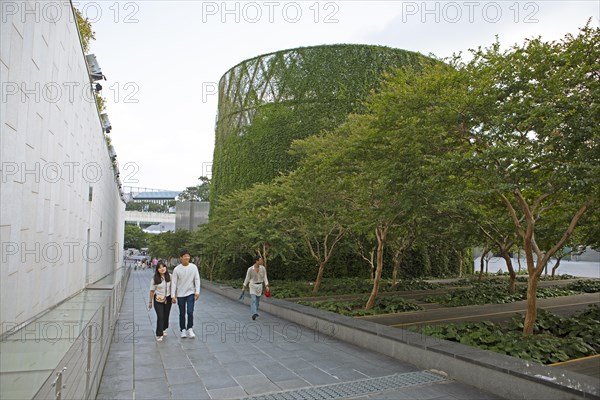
[171,263,200,298]
[150,274,171,297]
[243,265,269,296]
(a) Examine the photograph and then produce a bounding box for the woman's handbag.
[155,294,166,303]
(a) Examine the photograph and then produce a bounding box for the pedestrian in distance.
[241,255,269,320]
[171,249,200,338]
[149,260,172,341]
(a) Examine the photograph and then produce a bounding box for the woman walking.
[241,255,269,320]
[149,261,172,341]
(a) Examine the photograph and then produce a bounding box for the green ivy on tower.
[210,44,437,210]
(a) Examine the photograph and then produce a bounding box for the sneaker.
[187,328,196,338]
[156,336,163,342]
[181,329,187,338]
[163,330,167,336]
[252,314,258,320]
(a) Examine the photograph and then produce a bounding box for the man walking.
[172,249,200,338]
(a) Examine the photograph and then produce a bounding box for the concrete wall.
[176,201,209,231]
[0,1,125,335]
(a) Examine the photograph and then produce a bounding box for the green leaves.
[414,306,599,364]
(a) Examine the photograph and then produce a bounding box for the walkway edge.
[203,281,599,400]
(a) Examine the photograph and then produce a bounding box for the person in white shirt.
[148,261,172,341]
[241,255,269,320]
[171,249,200,338]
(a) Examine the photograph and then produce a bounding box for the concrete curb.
[203,281,599,400]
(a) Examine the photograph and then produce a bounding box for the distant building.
[132,190,181,207]
[143,223,176,234]
[176,201,210,231]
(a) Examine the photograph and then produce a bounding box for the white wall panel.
[1,2,125,335]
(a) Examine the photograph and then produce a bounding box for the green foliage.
[508,306,600,353]
[178,176,211,202]
[414,317,596,364]
[123,225,149,249]
[211,44,435,207]
[196,28,599,323]
[423,280,583,307]
[297,295,422,317]
[147,230,194,261]
[565,280,600,293]
[219,277,440,298]
[73,7,95,53]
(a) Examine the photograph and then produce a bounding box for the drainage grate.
[242,370,448,400]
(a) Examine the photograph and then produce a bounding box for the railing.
[33,269,130,400]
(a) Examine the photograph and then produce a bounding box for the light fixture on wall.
[85,54,106,81]
[100,113,112,133]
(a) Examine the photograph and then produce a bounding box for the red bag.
[264,288,271,298]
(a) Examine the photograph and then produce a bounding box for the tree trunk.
[313,262,327,293]
[551,257,562,278]
[391,250,405,287]
[366,227,387,310]
[479,249,486,281]
[523,270,540,335]
[500,249,516,294]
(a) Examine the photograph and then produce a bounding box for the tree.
[282,171,348,293]
[465,24,600,334]
[124,225,149,249]
[178,176,211,202]
[148,230,193,262]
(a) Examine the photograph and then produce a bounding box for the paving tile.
[96,389,135,400]
[165,366,201,385]
[134,364,167,380]
[275,378,311,391]
[294,366,340,386]
[97,270,505,400]
[207,385,247,399]
[223,360,260,377]
[97,373,134,393]
[200,370,241,390]
[234,374,281,395]
[133,377,170,399]
[254,363,299,382]
[169,381,211,399]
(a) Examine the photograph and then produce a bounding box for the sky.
[78,0,599,192]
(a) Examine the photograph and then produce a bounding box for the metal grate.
[242,370,448,400]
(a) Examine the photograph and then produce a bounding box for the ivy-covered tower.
[210,44,434,208]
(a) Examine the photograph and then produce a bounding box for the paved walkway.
[97,270,502,399]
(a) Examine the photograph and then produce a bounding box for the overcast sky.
[79,0,599,192]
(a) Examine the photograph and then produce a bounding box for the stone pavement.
[97,270,502,400]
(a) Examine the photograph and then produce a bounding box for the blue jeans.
[177,294,195,331]
[250,294,261,315]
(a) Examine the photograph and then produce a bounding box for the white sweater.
[172,263,200,298]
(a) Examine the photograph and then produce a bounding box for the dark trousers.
[177,294,195,331]
[153,296,172,337]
